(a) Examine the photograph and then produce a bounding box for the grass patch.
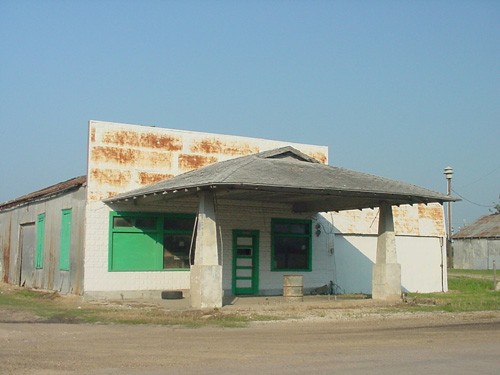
[2,270,498,326]
[405,271,499,313]
[448,269,497,278]
[0,284,277,327]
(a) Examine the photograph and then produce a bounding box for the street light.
[444,166,453,267]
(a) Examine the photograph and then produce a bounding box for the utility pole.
[444,166,453,268]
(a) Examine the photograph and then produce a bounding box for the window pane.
[273,222,309,235]
[274,236,309,270]
[237,247,252,256]
[237,237,253,246]
[289,223,309,234]
[163,234,194,269]
[164,217,196,231]
[273,223,290,233]
[113,217,133,228]
[135,217,156,229]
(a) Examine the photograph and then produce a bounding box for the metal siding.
[19,223,36,287]
[453,238,500,269]
[0,186,86,294]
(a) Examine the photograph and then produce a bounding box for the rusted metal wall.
[87,121,329,202]
[0,187,86,294]
[453,238,500,269]
[0,219,12,282]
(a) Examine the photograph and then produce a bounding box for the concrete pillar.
[372,203,402,301]
[190,190,223,309]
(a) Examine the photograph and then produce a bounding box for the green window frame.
[271,218,312,272]
[59,209,72,271]
[109,212,196,272]
[35,213,45,269]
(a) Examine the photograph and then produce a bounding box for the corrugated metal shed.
[452,213,500,239]
[106,146,455,212]
[0,176,87,211]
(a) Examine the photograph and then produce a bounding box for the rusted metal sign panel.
[87,121,329,202]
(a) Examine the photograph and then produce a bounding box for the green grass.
[1,270,498,326]
[405,269,499,313]
[0,285,276,327]
[448,269,497,277]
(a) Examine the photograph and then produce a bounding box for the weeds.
[1,269,498,326]
[405,270,499,313]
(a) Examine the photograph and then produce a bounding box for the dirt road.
[1,312,499,374]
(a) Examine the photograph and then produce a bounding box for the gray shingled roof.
[452,213,500,239]
[105,146,455,212]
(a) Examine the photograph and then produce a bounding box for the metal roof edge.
[0,176,87,212]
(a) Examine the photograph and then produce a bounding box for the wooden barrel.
[283,275,304,302]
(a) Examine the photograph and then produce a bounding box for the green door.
[232,230,259,295]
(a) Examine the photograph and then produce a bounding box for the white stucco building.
[0,120,453,307]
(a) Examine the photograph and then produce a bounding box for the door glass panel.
[236,269,252,278]
[236,258,252,267]
[236,279,252,288]
[237,247,252,256]
[237,237,253,246]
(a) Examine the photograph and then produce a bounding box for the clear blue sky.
[1,1,498,232]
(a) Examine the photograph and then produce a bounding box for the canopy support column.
[372,203,402,301]
[190,190,223,309]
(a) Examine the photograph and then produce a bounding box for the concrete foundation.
[190,265,223,309]
[372,263,402,301]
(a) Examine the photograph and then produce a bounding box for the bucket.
[283,275,304,302]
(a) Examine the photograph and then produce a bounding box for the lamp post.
[444,166,453,268]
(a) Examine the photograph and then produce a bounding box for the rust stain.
[138,172,173,185]
[47,233,55,290]
[418,204,443,221]
[418,204,445,233]
[90,126,96,143]
[90,168,132,187]
[179,154,218,171]
[89,191,121,202]
[2,220,11,283]
[191,138,259,156]
[102,130,182,151]
[393,206,419,235]
[91,146,172,168]
[309,152,327,164]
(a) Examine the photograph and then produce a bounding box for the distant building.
[452,213,500,269]
[0,121,454,307]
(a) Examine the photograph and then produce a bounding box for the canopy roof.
[105,147,456,212]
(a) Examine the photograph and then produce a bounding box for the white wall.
[333,234,447,294]
[84,197,447,298]
[83,121,448,298]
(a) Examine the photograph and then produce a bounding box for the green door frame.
[232,230,259,295]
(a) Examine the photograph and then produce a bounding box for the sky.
[0,1,498,232]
